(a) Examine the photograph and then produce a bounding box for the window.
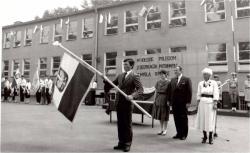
[124,50,138,56]
[52,56,61,76]
[3,32,11,49]
[146,6,161,30]
[54,23,63,42]
[145,48,161,55]
[105,13,118,35]
[24,28,32,46]
[105,52,117,75]
[39,57,47,77]
[125,10,139,32]
[40,25,50,43]
[82,54,92,65]
[236,0,250,18]
[170,46,187,53]
[23,59,30,80]
[238,41,250,64]
[205,0,226,22]
[67,21,77,40]
[12,60,20,76]
[207,43,227,66]
[3,60,9,78]
[169,0,186,27]
[13,31,21,48]
[82,18,94,38]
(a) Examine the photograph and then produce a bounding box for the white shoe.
[157,131,163,135]
[162,130,167,136]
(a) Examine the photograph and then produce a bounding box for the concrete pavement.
[1,102,250,152]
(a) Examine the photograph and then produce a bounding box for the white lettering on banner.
[134,55,180,78]
[117,54,181,87]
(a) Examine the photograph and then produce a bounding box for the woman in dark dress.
[153,70,170,136]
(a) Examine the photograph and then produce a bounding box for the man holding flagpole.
[52,42,150,148]
[104,58,143,152]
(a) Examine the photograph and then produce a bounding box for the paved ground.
[1,102,250,153]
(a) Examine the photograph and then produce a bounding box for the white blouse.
[197,79,219,102]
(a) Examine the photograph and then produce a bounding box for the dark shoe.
[209,132,213,144]
[202,131,207,143]
[180,137,186,140]
[172,135,180,139]
[209,138,213,144]
[114,145,124,150]
[123,146,130,152]
[214,133,218,138]
[202,137,207,143]
[105,109,110,115]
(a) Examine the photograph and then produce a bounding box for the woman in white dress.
[196,68,219,144]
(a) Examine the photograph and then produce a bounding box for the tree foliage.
[81,0,124,9]
[37,0,126,19]
[41,6,80,19]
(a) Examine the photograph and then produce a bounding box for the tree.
[81,0,124,9]
[81,0,92,9]
[41,6,80,19]
[34,16,40,20]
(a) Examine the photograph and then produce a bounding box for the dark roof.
[2,0,143,29]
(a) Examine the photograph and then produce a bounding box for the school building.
[2,0,250,111]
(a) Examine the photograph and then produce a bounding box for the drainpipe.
[229,0,237,73]
[94,6,99,82]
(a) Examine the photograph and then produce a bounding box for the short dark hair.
[123,58,135,68]
[159,69,167,75]
[176,65,183,71]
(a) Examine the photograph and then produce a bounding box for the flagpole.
[52,41,152,118]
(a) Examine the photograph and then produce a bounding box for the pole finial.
[53,41,61,47]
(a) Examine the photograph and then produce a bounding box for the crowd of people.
[103,58,250,152]
[1,58,250,152]
[2,74,53,105]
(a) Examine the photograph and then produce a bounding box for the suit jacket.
[104,71,143,105]
[167,75,192,105]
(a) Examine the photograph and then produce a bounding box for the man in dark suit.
[167,66,192,140]
[104,58,143,152]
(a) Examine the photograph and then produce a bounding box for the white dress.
[244,80,250,102]
[195,80,219,132]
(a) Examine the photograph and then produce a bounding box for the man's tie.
[122,72,127,83]
[176,77,179,86]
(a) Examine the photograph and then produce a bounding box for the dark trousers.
[20,87,25,102]
[41,87,46,104]
[232,102,237,108]
[116,100,133,147]
[104,92,110,111]
[172,104,188,138]
[36,91,41,103]
[45,88,51,104]
[25,92,30,98]
[4,87,10,100]
[12,88,17,101]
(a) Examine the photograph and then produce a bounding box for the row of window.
[2,41,249,79]
[104,42,250,74]
[3,0,250,49]
[2,54,93,80]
